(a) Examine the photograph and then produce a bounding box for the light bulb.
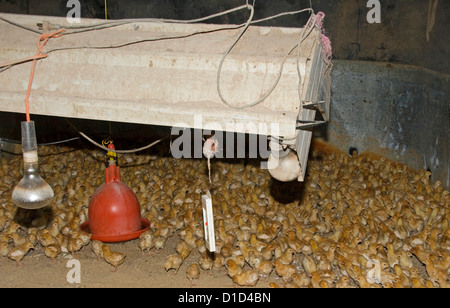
[11,121,54,210]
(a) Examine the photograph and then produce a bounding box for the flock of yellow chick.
[0,140,448,288]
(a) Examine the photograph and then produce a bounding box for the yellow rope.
[104,0,108,20]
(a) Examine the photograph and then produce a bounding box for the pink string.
[315,11,332,68]
[315,11,325,28]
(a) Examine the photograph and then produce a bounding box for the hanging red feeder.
[81,142,150,242]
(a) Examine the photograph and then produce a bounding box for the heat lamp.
[12,121,54,210]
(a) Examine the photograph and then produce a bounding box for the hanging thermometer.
[202,191,216,252]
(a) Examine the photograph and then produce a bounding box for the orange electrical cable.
[25,29,65,122]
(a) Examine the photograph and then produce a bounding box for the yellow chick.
[257,223,280,243]
[252,258,273,279]
[9,233,27,247]
[91,240,104,258]
[213,253,225,269]
[236,241,257,263]
[48,221,61,238]
[355,275,381,288]
[276,247,295,265]
[410,278,426,288]
[71,229,92,246]
[220,242,234,258]
[274,260,296,282]
[335,275,353,288]
[398,251,414,269]
[409,267,427,287]
[424,280,436,288]
[0,233,10,243]
[38,232,58,247]
[154,236,167,250]
[268,282,280,288]
[232,269,260,287]
[102,244,126,271]
[249,234,267,252]
[180,228,197,249]
[195,238,207,254]
[55,234,69,253]
[138,230,154,254]
[261,243,275,261]
[0,215,9,232]
[317,253,332,271]
[186,263,201,286]
[228,255,246,268]
[301,255,317,275]
[386,243,399,268]
[226,259,243,278]
[234,227,251,242]
[0,242,10,257]
[60,224,71,236]
[319,280,332,288]
[5,221,21,235]
[27,234,38,246]
[199,252,214,273]
[7,242,34,266]
[424,262,449,288]
[68,237,84,255]
[44,243,61,262]
[285,231,303,252]
[164,253,183,273]
[432,276,449,288]
[176,240,192,260]
[310,272,325,288]
[291,271,311,288]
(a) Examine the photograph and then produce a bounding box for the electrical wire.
[43,4,250,36]
[0,4,313,37]
[55,6,314,35]
[45,24,244,53]
[62,117,168,154]
[77,131,167,154]
[0,136,80,146]
[251,8,313,25]
[34,4,312,40]
[0,15,41,34]
[217,7,316,109]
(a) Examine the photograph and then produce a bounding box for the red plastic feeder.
[81,159,149,242]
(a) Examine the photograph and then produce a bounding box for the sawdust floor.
[0,234,276,288]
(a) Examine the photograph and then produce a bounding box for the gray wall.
[321,60,449,188]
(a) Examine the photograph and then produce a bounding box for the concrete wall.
[320,60,449,187]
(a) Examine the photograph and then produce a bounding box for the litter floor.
[0,140,448,288]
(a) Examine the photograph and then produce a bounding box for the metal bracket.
[302,100,325,109]
[297,119,326,129]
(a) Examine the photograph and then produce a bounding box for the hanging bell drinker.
[11,121,54,210]
[80,141,150,242]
